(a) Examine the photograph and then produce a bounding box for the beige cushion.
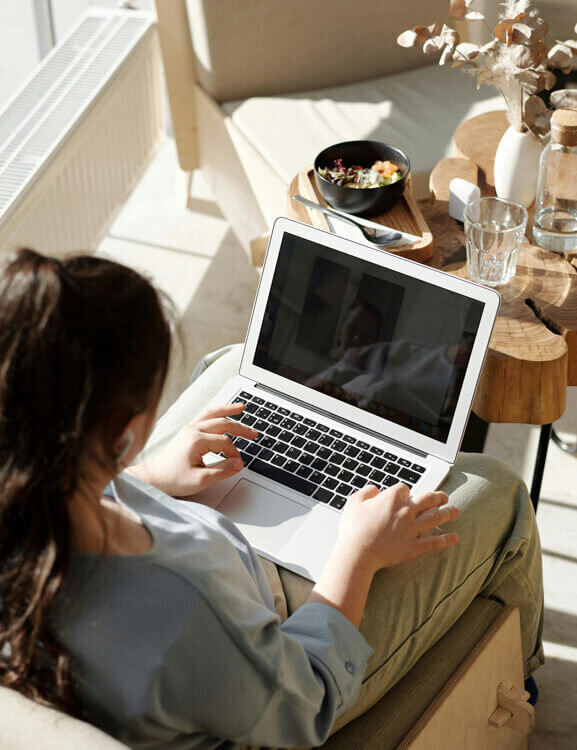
[0,686,128,750]
[186,0,461,102]
[221,63,505,212]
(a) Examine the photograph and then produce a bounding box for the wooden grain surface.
[288,168,434,263]
[426,157,577,424]
[453,110,509,187]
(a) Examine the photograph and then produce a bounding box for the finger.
[414,505,460,535]
[386,481,411,504]
[197,416,257,440]
[195,402,245,422]
[411,490,449,513]
[413,532,459,555]
[198,433,242,459]
[194,457,245,493]
[349,484,380,503]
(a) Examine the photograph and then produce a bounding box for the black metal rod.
[530,424,553,513]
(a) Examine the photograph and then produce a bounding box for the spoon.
[293,194,403,246]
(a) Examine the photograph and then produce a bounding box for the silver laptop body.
[197,217,500,581]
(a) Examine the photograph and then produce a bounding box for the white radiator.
[0,8,165,256]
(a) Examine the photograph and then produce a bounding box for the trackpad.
[218,479,309,552]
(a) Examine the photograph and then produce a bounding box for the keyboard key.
[297,465,313,479]
[330,452,345,466]
[238,414,256,428]
[272,454,287,467]
[314,487,333,504]
[369,469,385,483]
[312,457,328,472]
[343,458,359,472]
[317,447,332,460]
[273,441,288,454]
[253,432,266,443]
[309,470,325,485]
[344,445,360,459]
[239,391,253,400]
[253,396,265,405]
[260,436,276,449]
[286,447,301,460]
[280,419,296,430]
[384,452,398,461]
[343,435,356,444]
[358,450,372,464]
[356,464,371,477]
[303,418,317,427]
[253,419,268,432]
[369,446,384,456]
[306,429,321,441]
[259,448,273,462]
[351,475,366,489]
[228,412,242,421]
[266,425,281,437]
[284,460,300,474]
[246,443,262,456]
[385,462,400,475]
[292,435,306,448]
[264,401,277,410]
[317,424,329,433]
[294,423,308,435]
[239,450,254,467]
[336,482,354,496]
[332,440,347,452]
[290,412,303,421]
[329,429,343,438]
[383,474,398,487]
[399,468,420,485]
[323,477,338,490]
[269,413,283,425]
[325,463,340,477]
[412,464,426,473]
[304,441,319,454]
[300,453,314,466]
[371,456,386,470]
[244,402,259,414]
[277,407,290,416]
[398,458,412,467]
[330,496,347,510]
[337,469,353,483]
[278,430,294,443]
[357,440,370,450]
[249,458,315,496]
[318,434,334,447]
[235,437,249,450]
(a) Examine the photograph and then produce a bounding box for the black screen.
[254,234,484,443]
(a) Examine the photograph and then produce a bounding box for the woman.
[0,249,543,748]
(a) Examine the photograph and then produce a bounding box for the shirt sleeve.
[148,593,373,748]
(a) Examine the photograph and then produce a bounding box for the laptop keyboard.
[226,390,427,512]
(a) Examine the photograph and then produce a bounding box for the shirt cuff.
[281,602,373,710]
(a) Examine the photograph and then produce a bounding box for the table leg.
[461,412,489,453]
[530,424,552,513]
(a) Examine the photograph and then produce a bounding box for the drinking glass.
[464,197,528,287]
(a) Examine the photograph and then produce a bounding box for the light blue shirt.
[52,474,373,748]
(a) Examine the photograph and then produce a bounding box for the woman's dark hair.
[0,248,171,714]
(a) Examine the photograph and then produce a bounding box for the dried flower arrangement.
[397,0,577,136]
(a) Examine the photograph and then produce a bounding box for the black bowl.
[314,140,410,217]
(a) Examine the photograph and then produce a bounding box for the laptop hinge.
[254,384,430,460]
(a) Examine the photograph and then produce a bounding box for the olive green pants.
[142,344,544,733]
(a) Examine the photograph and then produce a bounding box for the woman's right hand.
[338,482,460,573]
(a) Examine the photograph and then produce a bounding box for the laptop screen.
[253,232,484,444]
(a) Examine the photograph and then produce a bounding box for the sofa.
[155,0,505,263]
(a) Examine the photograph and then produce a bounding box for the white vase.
[493,126,543,208]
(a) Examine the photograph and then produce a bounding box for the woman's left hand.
[127,403,256,498]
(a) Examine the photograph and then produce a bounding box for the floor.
[97,138,577,748]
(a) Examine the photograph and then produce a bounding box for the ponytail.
[0,248,171,713]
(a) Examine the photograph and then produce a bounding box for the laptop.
[197,217,500,581]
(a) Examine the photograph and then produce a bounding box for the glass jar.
[533,108,577,252]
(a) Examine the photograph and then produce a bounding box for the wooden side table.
[288,118,577,508]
